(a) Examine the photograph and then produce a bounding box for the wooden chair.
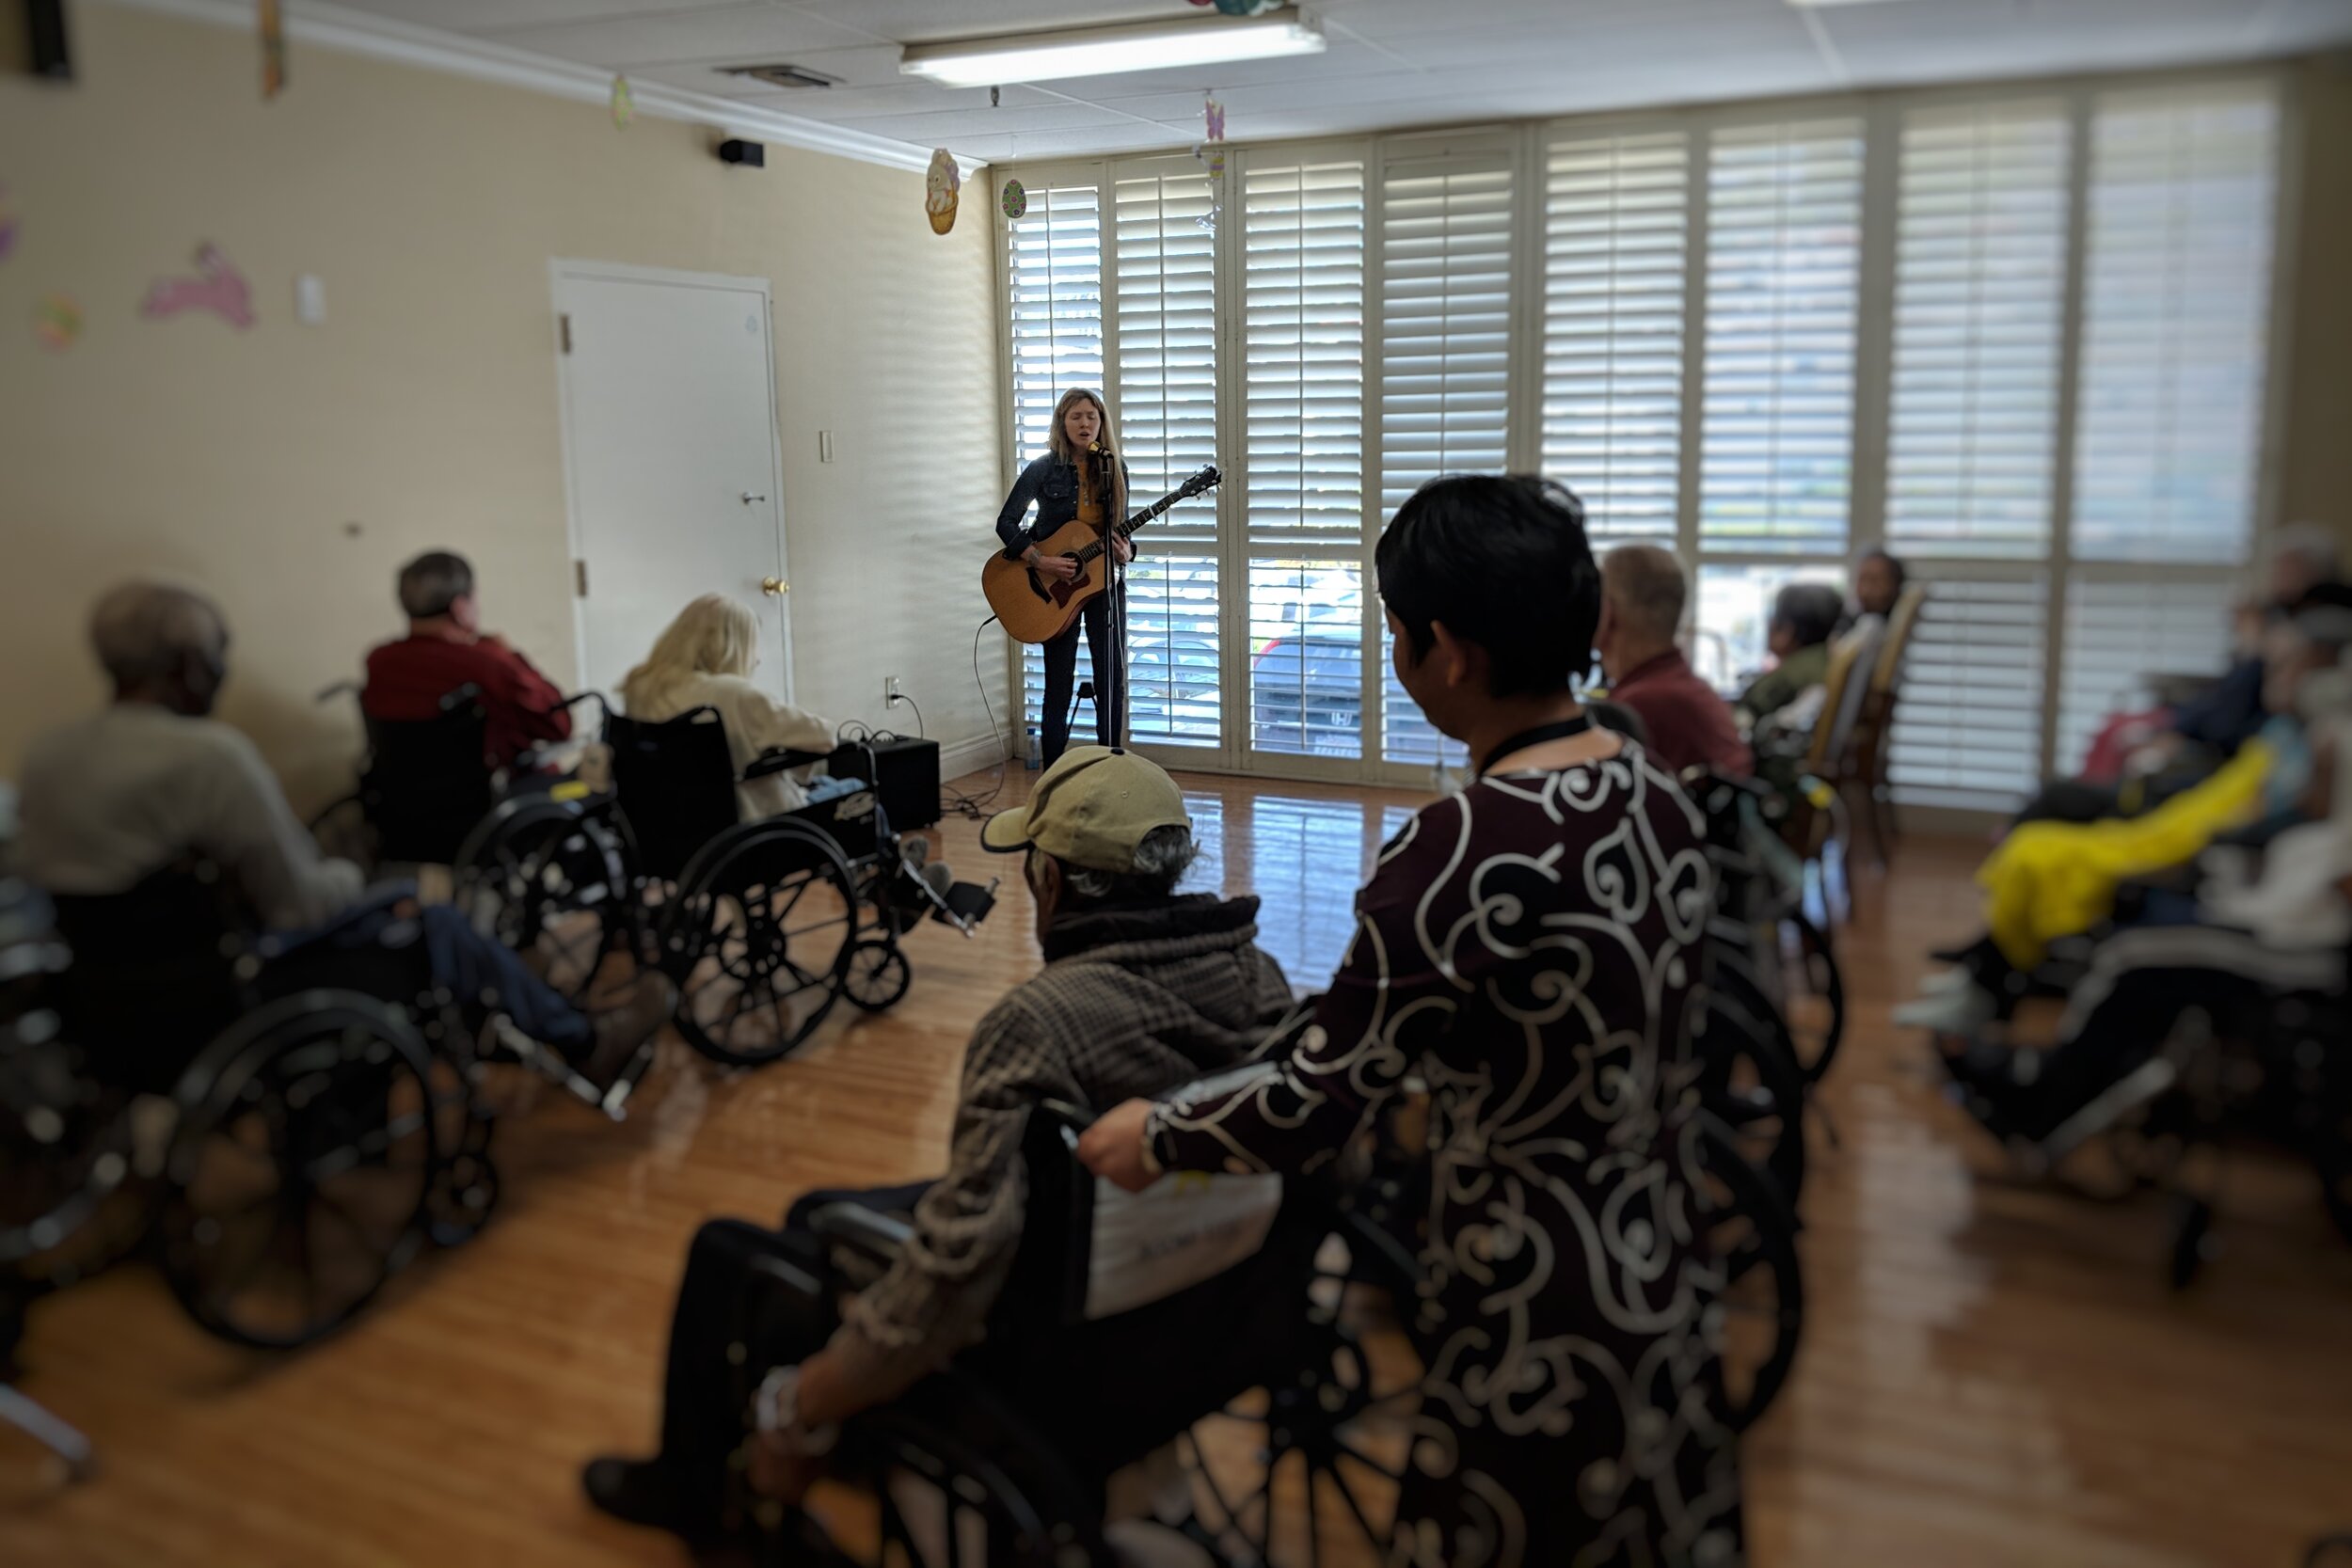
[1832,586,1928,864]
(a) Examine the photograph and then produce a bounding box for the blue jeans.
[262,882,591,1052]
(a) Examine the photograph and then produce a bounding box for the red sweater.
[1610,649,1752,780]
[362,631,572,768]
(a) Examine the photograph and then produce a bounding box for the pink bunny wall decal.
[141,245,255,329]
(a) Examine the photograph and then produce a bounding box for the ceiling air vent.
[720,63,839,89]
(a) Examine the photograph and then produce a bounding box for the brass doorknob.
[761,577,788,596]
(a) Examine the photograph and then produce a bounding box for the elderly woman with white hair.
[618,594,855,822]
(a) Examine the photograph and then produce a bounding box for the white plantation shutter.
[1244,156,1369,763]
[1007,182,1108,752]
[1244,158,1368,543]
[1377,156,1514,518]
[1005,184,1105,462]
[1700,119,1864,555]
[1109,165,1223,750]
[1541,130,1690,542]
[2056,577,2237,771]
[2074,84,2278,564]
[1114,164,1221,511]
[1377,152,1509,771]
[1887,577,2050,807]
[1887,101,2071,558]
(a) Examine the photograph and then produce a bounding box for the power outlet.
[884,675,903,706]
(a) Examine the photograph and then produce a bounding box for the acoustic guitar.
[982,464,1222,645]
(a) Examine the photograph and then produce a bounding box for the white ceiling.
[316,0,2352,162]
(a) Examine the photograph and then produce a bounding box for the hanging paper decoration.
[0,185,17,263]
[1214,0,1283,13]
[925,149,961,236]
[141,244,256,330]
[611,75,633,128]
[1000,179,1027,221]
[260,0,286,100]
[1204,97,1226,144]
[36,293,82,352]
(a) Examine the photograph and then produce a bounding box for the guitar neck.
[1073,492,1181,563]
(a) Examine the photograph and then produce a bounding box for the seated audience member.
[1081,477,1741,1565]
[1737,582,1843,731]
[2020,525,2343,826]
[1895,583,2352,1039]
[1942,638,2352,1147]
[617,594,850,821]
[581,746,1292,1546]
[1853,546,1907,625]
[363,550,573,773]
[1595,543,1752,778]
[16,582,666,1089]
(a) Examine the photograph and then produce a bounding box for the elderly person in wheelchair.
[14,582,672,1102]
[582,745,1295,1552]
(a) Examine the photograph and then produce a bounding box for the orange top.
[1076,456,1105,532]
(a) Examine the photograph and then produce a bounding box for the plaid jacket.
[824,894,1293,1409]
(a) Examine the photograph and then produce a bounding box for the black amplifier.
[850,736,941,832]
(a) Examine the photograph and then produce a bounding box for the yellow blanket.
[1981,740,2275,970]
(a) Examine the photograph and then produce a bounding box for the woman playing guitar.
[994,388,1134,766]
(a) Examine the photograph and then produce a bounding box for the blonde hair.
[1047,387,1126,524]
[620,594,759,716]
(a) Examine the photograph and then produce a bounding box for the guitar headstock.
[1179,465,1222,501]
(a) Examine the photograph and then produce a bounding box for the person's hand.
[1027,549,1079,582]
[1076,1099,1161,1193]
[1111,533,1134,564]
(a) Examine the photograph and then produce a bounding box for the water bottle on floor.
[1025,725,1041,770]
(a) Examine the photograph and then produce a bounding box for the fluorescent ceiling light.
[900,8,1325,88]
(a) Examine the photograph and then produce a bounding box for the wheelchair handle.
[553,689,611,725]
[314,680,358,705]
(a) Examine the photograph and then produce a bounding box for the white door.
[552,262,792,705]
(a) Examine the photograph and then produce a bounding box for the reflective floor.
[5,768,2350,1567]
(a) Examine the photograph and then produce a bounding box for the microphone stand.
[1096,443,1131,750]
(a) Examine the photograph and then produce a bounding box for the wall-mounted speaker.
[719,138,766,168]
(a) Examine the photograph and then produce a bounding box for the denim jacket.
[993,452,1134,560]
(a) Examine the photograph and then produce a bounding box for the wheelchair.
[599,706,996,1068]
[0,866,488,1358]
[1939,937,2352,1290]
[777,1096,1419,1567]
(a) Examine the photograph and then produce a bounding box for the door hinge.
[559,313,573,355]
[574,559,588,597]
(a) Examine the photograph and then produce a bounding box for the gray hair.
[89,581,225,688]
[398,550,474,620]
[1048,824,1200,903]
[2273,522,2341,582]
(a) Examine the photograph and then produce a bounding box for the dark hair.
[1861,548,1908,597]
[398,551,474,620]
[1771,584,1842,650]
[1375,475,1600,698]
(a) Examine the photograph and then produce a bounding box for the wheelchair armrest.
[744,747,834,781]
[804,1201,914,1266]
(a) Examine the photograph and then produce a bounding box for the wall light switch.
[294,274,327,325]
[818,429,834,464]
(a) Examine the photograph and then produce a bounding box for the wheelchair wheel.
[801,1377,1114,1567]
[0,1017,135,1271]
[454,798,642,1014]
[157,991,439,1350]
[663,821,860,1068]
[1183,1242,1421,1567]
[1693,1115,1804,1433]
[842,941,912,1014]
[1699,990,1808,1214]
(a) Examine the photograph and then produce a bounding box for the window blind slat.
[1541,129,1690,544]
[1887,575,2051,807]
[1699,119,1865,556]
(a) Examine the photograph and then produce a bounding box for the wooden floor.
[6,766,2352,1567]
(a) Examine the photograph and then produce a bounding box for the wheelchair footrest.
[932,881,996,927]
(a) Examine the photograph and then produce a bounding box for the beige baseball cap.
[980,746,1192,874]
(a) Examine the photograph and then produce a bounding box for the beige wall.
[0,3,1004,807]
[2281,51,2352,560]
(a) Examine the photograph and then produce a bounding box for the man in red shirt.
[363,551,572,771]
[1595,544,1752,779]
